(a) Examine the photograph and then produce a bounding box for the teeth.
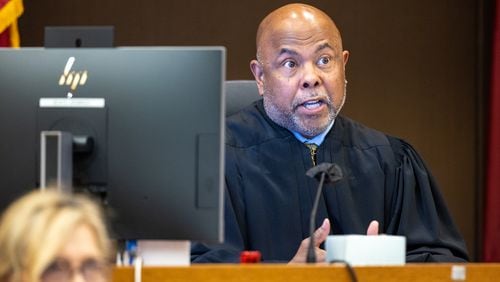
[303,101,321,109]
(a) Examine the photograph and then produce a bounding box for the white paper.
[326,235,406,266]
[137,240,190,266]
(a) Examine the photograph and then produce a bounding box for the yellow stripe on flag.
[0,0,24,47]
[9,19,19,47]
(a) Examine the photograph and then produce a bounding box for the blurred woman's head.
[0,190,111,282]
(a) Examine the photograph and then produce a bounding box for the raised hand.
[289,218,330,263]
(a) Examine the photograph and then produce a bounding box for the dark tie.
[304,143,318,166]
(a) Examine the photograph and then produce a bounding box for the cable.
[328,259,358,282]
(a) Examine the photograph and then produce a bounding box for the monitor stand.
[137,240,190,266]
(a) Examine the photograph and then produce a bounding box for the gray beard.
[262,87,346,138]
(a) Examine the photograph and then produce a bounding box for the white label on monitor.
[39,98,105,108]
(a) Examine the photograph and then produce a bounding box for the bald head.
[256,4,343,62]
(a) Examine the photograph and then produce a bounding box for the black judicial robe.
[191,100,469,263]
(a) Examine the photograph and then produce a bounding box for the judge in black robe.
[192,3,468,263]
[191,100,469,263]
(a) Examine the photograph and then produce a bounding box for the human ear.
[342,50,349,68]
[250,59,265,96]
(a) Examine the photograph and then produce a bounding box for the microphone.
[305,162,343,263]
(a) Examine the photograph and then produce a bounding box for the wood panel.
[111,263,500,282]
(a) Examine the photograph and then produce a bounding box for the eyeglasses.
[41,258,108,282]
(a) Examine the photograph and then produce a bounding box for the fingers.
[366,220,379,235]
[289,219,330,263]
[316,248,327,262]
[313,218,330,246]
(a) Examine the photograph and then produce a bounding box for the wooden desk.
[112,263,500,282]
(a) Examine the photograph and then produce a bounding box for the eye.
[81,259,107,280]
[41,259,71,282]
[317,56,331,66]
[283,60,297,69]
[44,259,70,273]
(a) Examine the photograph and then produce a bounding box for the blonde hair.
[0,190,111,282]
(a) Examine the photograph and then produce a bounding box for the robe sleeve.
[386,137,469,262]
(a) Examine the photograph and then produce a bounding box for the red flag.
[483,0,500,262]
[0,0,24,47]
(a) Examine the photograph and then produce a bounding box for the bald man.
[191,3,468,263]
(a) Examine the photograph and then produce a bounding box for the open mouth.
[301,100,323,110]
[292,93,332,114]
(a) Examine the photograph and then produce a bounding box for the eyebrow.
[316,43,334,53]
[278,43,335,57]
[278,48,299,56]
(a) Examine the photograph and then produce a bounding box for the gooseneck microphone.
[305,162,343,263]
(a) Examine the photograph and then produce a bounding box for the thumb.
[366,220,379,235]
[313,218,330,247]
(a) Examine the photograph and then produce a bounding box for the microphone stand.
[306,171,326,263]
[305,163,343,263]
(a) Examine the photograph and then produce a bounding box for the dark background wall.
[18,0,488,260]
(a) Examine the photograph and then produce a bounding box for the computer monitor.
[0,47,225,243]
[44,26,114,48]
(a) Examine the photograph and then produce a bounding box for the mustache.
[292,92,333,110]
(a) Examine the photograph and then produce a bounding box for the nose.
[300,62,321,89]
[72,272,86,282]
